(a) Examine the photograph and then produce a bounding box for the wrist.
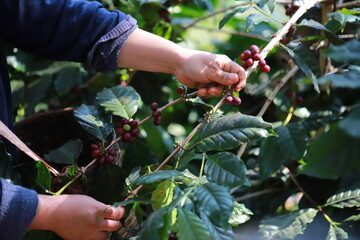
[28,194,56,231]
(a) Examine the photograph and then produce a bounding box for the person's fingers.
[233,78,247,92]
[208,85,224,97]
[210,69,239,86]
[99,219,120,232]
[197,88,208,98]
[102,206,125,220]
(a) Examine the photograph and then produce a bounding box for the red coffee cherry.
[176,86,185,95]
[150,102,159,111]
[261,65,271,72]
[246,58,254,67]
[233,97,242,106]
[225,95,234,103]
[259,59,267,68]
[154,117,162,126]
[252,53,261,61]
[91,144,99,150]
[92,149,101,158]
[249,45,259,54]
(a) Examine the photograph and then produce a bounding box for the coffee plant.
[1,0,360,239]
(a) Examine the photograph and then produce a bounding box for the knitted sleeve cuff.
[0,179,39,240]
[85,13,138,72]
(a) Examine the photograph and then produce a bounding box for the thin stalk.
[199,153,206,178]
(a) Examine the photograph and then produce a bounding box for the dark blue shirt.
[0,0,137,238]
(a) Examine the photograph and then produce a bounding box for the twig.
[191,26,269,42]
[286,166,335,224]
[336,0,360,9]
[177,2,249,34]
[235,187,287,202]
[236,1,318,158]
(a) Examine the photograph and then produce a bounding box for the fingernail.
[228,73,237,82]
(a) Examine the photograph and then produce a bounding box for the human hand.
[29,194,124,240]
[175,49,246,98]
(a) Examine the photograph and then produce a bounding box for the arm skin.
[29,194,124,240]
[117,28,247,98]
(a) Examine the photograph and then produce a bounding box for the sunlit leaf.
[151,180,176,210]
[259,208,318,240]
[97,85,140,119]
[326,224,348,240]
[190,113,275,152]
[74,104,111,141]
[344,214,360,222]
[323,189,360,209]
[229,201,253,226]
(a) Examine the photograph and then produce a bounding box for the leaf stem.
[199,153,206,178]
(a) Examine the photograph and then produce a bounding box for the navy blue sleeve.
[0,0,133,64]
[0,179,38,240]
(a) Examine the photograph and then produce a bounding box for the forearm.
[117,28,190,74]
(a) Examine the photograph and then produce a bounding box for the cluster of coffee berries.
[159,9,171,23]
[240,45,270,72]
[117,119,139,143]
[225,94,242,106]
[176,86,185,95]
[173,0,189,6]
[280,25,296,44]
[150,102,162,126]
[285,3,299,16]
[91,142,117,166]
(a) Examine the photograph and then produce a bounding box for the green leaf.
[317,66,360,89]
[219,6,250,29]
[44,139,82,165]
[90,164,126,204]
[246,13,281,31]
[16,161,51,192]
[200,212,235,240]
[326,39,360,64]
[344,214,360,222]
[131,170,183,187]
[298,19,342,45]
[54,67,82,94]
[151,180,176,211]
[194,0,213,11]
[97,85,140,119]
[326,225,348,240]
[339,104,360,138]
[259,208,318,240]
[138,207,169,240]
[276,123,308,160]
[284,45,319,91]
[190,113,275,152]
[300,123,360,179]
[0,141,22,184]
[323,189,360,208]
[176,208,212,240]
[259,136,285,180]
[74,104,111,141]
[112,198,154,207]
[122,139,158,174]
[229,201,253,226]
[205,152,250,188]
[194,183,234,227]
